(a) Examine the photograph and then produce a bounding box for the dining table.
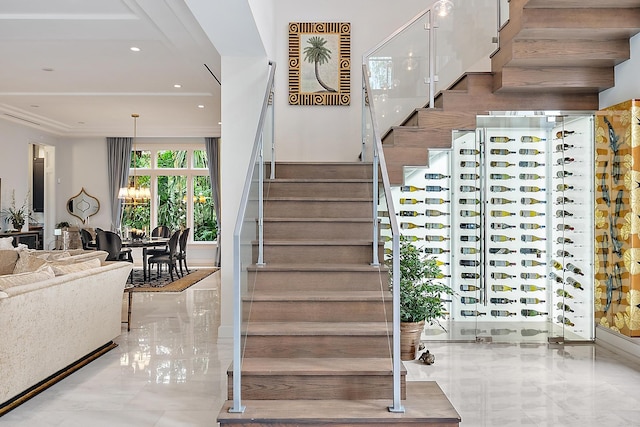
[121,237,170,282]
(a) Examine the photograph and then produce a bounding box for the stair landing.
[218,381,461,426]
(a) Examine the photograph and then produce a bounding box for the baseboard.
[0,341,117,417]
[596,325,640,362]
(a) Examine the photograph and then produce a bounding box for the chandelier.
[433,0,454,17]
[118,113,151,204]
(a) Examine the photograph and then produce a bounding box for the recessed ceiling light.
[42,68,54,72]
[130,46,141,52]
[78,121,85,125]
[30,104,39,108]
[174,84,182,88]
[197,104,205,109]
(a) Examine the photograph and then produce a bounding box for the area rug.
[126,268,218,292]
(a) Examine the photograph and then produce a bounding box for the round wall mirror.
[67,188,100,224]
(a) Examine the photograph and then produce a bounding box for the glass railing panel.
[499,0,510,29]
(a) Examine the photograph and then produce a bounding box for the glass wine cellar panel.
[387,114,595,343]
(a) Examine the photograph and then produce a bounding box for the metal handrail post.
[257,134,265,266]
[230,234,245,413]
[372,151,380,267]
[428,10,435,108]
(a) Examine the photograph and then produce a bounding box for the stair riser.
[267,163,372,180]
[267,181,372,198]
[255,244,384,265]
[229,375,404,401]
[263,220,372,240]
[264,200,372,218]
[247,270,387,292]
[241,335,390,358]
[244,301,392,322]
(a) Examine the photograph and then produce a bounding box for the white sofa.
[0,249,133,412]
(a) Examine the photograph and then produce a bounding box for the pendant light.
[118,113,151,204]
[433,0,454,17]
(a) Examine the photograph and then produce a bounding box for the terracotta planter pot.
[400,320,425,361]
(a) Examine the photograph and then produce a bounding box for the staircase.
[218,162,460,426]
[383,0,640,184]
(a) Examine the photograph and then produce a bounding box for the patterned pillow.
[13,251,47,274]
[0,266,55,291]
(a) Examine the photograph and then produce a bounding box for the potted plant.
[390,236,453,360]
[2,190,30,231]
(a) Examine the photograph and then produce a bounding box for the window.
[121,145,217,242]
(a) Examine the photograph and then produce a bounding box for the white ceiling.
[0,0,221,138]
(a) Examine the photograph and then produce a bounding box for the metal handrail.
[362,63,403,413]
[230,60,276,414]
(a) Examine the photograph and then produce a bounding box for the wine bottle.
[460,223,479,229]
[490,260,516,267]
[549,272,563,283]
[400,185,424,192]
[521,329,548,336]
[424,173,450,179]
[520,186,545,192]
[556,184,574,191]
[520,248,545,255]
[556,289,574,299]
[424,209,450,217]
[491,285,516,292]
[520,297,545,305]
[490,173,515,180]
[460,259,480,267]
[521,309,548,317]
[490,297,516,304]
[519,148,544,155]
[460,284,480,292]
[520,272,546,279]
[556,250,573,258]
[425,185,450,192]
[557,157,575,165]
[490,161,515,168]
[460,235,480,242]
[400,198,421,205]
[521,260,546,267]
[556,196,574,204]
[461,248,479,255]
[460,210,480,217]
[491,197,516,204]
[460,296,480,304]
[459,198,480,205]
[489,248,516,254]
[461,272,480,279]
[490,185,515,192]
[521,136,546,142]
[491,222,516,229]
[556,210,573,217]
[424,235,451,242]
[460,161,480,168]
[595,172,609,180]
[566,277,584,290]
[426,272,452,279]
[519,161,545,167]
[520,284,546,292]
[423,247,451,254]
[521,197,546,205]
[521,234,546,242]
[556,224,574,231]
[565,263,584,276]
[556,302,574,312]
[490,136,515,143]
[551,260,563,270]
[460,310,486,317]
[460,173,480,180]
[556,170,574,178]
[491,310,517,317]
[556,237,574,244]
[424,198,450,204]
[491,272,516,279]
[424,223,451,229]
[380,223,391,229]
[459,148,480,155]
[556,143,575,151]
[490,149,516,155]
[519,173,545,180]
[491,210,515,217]
[491,235,515,242]
[520,223,545,230]
[557,315,575,327]
[555,130,576,139]
[520,210,545,217]
[399,211,422,217]
[460,185,480,192]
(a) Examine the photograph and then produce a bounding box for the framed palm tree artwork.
[289,22,350,106]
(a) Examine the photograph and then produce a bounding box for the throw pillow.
[0,250,19,275]
[0,266,55,291]
[0,236,14,250]
[51,258,101,276]
[13,251,47,274]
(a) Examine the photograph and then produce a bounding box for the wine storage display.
[384,115,595,341]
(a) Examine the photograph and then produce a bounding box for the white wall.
[600,32,640,109]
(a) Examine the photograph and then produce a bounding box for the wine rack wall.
[385,115,595,341]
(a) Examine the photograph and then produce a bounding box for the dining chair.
[96,229,133,283]
[80,229,95,250]
[177,227,190,277]
[147,230,180,281]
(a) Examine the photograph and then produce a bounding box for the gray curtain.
[107,137,132,232]
[205,137,221,267]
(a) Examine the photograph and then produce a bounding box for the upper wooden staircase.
[383,0,640,185]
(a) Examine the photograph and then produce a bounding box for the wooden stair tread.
[248,263,386,272]
[259,239,379,245]
[267,178,372,183]
[244,321,390,335]
[266,196,372,201]
[218,381,461,425]
[237,358,400,376]
[263,217,373,223]
[247,291,390,302]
